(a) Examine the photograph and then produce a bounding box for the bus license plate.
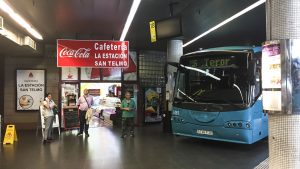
[196,129,213,136]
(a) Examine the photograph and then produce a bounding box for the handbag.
[53,106,59,115]
[83,96,93,123]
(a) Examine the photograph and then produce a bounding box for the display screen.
[156,16,182,39]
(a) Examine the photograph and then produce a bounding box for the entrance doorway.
[80,82,122,128]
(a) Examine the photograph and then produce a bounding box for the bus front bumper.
[172,122,254,144]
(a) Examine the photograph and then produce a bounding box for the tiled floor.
[0,124,268,169]
[254,158,269,169]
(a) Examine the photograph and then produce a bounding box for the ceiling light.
[120,0,141,41]
[0,0,43,40]
[183,0,266,48]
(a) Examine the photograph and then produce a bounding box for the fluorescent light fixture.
[120,0,141,41]
[183,0,266,48]
[23,36,37,50]
[0,0,43,40]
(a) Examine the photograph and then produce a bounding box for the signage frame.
[16,69,46,111]
[155,15,183,41]
[57,39,129,68]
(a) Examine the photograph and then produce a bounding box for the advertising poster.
[102,68,121,80]
[145,88,162,122]
[57,40,129,68]
[123,51,137,81]
[80,68,100,80]
[262,91,282,111]
[61,67,78,80]
[262,43,281,89]
[16,70,45,111]
[262,42,281,111]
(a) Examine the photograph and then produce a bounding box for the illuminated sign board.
[188,56,238,69]
[149,21,157,43]
[261,42,282,111]
[57,40,129,68]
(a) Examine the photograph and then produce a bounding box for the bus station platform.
[0,124,268,169]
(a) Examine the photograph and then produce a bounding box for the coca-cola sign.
[57,40,129,68]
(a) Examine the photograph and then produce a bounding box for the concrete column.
[166,40,183,110]
[163,40,183,133]
[266,0,300,168]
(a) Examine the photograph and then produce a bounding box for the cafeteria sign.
[16,70,45,111]
[57,40,129,68]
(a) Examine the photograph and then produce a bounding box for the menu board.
[262,42,282,111]
[63,108,79,129]
[16,70,45,111]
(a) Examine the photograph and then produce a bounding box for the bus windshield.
[175,51,251,105]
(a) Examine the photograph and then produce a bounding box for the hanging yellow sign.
[3,124,18,145]
[149,21,157,43]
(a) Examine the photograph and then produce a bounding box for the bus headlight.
[225,121,250,129]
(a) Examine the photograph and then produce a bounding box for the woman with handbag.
[42,93,56,143]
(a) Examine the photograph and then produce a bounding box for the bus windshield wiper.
[177,89,196,103]
[180,64,220,81]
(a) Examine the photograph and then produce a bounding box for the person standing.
[42,93,56,144]
[77,89,93,137]
[120,91,136,138]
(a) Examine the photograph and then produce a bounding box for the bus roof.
[184,46,262,56]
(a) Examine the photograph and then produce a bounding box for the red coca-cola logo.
[59,47,91,58]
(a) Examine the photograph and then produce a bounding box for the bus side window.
[253,53,262,99]
[254,68,261,98]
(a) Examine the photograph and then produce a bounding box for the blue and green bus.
[171,46,268,144]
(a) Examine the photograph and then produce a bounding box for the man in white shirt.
[77,89,93,137]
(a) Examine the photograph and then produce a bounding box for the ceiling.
[0,0,266,56]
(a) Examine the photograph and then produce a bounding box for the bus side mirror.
[248,60,256,85]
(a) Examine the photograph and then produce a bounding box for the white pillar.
[266,0,300,168]
[166,40,183,111]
